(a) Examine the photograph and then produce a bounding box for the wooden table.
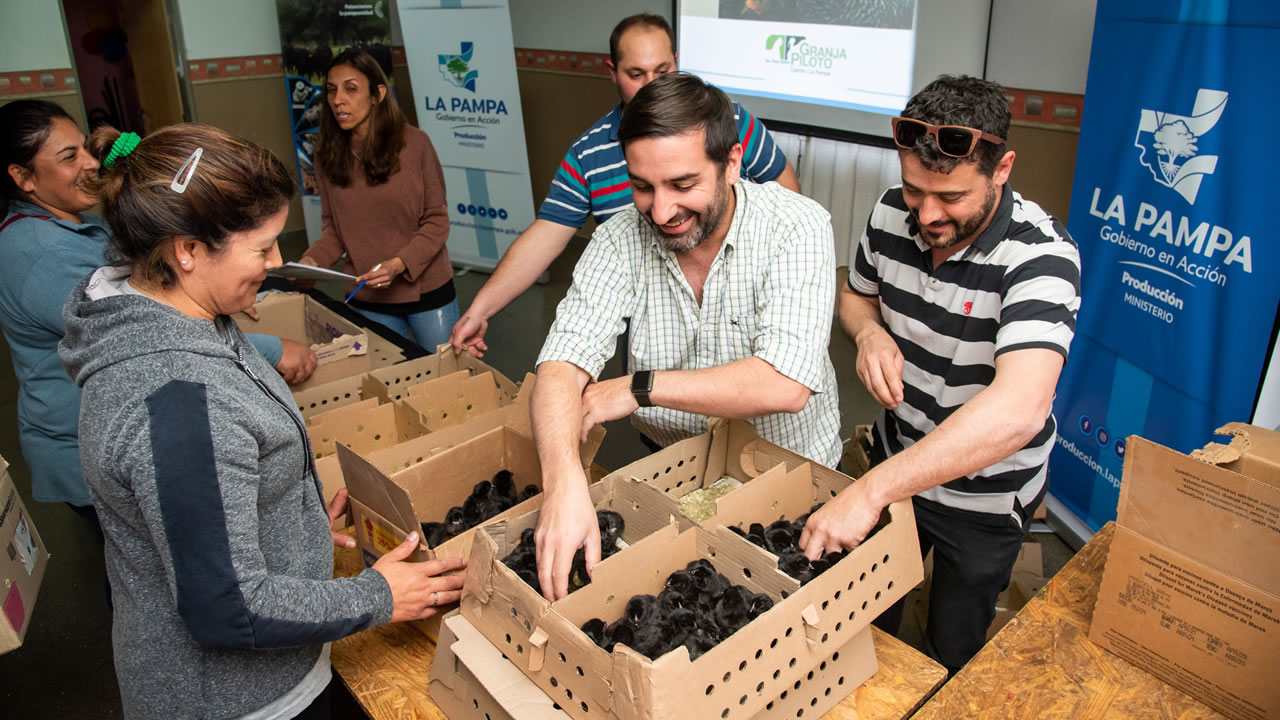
[911,522,1230,720]
[330,543,947,720]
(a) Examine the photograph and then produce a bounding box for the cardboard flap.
[1191,423,1280,486]
[336,444,420,534]
[463,521,502,605]
[360,374,390,405]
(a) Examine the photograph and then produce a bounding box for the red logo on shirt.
[963,301,973,316]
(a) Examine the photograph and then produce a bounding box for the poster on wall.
[275,0,394,242]
[1050,3,1280,531]
[397,0,534,271]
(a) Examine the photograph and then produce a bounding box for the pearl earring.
[180,259,189,266]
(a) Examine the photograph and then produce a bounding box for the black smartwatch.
[631,370,655,407]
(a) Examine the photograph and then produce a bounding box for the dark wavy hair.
[315,48,407,187]
[0,99,74,216]
[86,123,296,288]
[901,75,1010,176]
[618,72,738,172]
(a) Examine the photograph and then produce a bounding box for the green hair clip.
[103,132,141,169]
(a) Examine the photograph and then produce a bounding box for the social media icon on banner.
[1114,438,1126,459]
[1096,426,1111,447]
[1079,415,1093,436]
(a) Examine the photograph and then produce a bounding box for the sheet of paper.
[268,262,357,281]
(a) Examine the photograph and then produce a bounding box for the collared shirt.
[537,180,842,467]
[537,101,787,228]
[850,184,1081,524]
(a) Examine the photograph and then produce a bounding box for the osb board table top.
[912,522,1229,720]
[330,538,946,720]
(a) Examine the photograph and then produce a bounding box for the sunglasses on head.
[891,117,1006,158]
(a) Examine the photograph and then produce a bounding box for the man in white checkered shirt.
[801,76,1081,675]
[531,73,842,601]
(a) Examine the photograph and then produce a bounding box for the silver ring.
[432,591,439,607]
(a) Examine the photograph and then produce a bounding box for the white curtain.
[773,130,901,268]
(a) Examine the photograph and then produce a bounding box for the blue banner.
[1050,6,1280,531]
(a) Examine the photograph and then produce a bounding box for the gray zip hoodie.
[60,269,393,719]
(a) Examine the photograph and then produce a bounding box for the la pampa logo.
[1133,88,1227,205]
[439,42,478,92]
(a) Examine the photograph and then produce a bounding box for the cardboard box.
[462,462,919,720]
[1089,423,1280,720]
[841,424,875,478]
[235,292,403,390]
[616,418,832,503]
[1,456,50,656]
[311,373,537,502]
[305,399,428,461]
[293,347,519,419]
[337,420,604,639]
[431,611,877,720]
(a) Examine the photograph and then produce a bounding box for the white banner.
[398,0,534,271]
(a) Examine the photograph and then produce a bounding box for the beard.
[915,181,997,249]
[643,180,733,253]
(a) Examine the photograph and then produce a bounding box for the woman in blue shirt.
[0,100,313,517]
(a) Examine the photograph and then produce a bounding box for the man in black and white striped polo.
[799,75,1081,674]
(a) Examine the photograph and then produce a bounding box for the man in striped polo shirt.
[449,13,797,356]
[530,73,840,602]
[800,76,1081,674]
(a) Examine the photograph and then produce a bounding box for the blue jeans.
[353,298,460,352]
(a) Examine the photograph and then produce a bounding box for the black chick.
[491,470,517,504]
[581,618,607,648]
[625,594,660,626]
[597,510,625,557]
[712,586,754,639]
[443,507,467,537]
[764,525,797,555]
[519,484,539,502]
[665,569,697,604]
[420,521,449,549]
[603,619,635,652]
[657,588,686,615]
[684,634,717,661]
[748,592,774,619]
[777,549,814,584]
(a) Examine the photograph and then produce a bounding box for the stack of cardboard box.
[1090,423,1280,720]
[430,420,922,720]
[1,454,49,656]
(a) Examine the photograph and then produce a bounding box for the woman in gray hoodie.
[59,122,464,719]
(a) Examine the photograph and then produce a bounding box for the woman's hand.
[356,257,406,289]
[327,489,355,549]
[291,255,319,289]
[371,532,468,622]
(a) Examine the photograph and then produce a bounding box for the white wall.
[986,0,1096,93]
[509,0,670,53]
[0,0,73,72]
[174,0,282,59]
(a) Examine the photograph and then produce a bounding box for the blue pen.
[344,263,381,303]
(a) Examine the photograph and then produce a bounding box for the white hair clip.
[170,148,203,194]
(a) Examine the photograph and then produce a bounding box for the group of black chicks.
[727,503,850,586]
[501,509,626,597]
[580,559,775,661]
[419,470,539,548]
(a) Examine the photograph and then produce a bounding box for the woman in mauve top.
[300,48,458,350]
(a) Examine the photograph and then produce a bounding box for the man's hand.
[327,488,355,549]
[449,311,489,358]
[799,475,885,561]
[854,325,904,409]
[275,338,318,385]
[356,256,406,289]
[579,376,639,443]
[534,473,600,602]
[291,255,319,289]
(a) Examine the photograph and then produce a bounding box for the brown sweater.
[304,126,451,304]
